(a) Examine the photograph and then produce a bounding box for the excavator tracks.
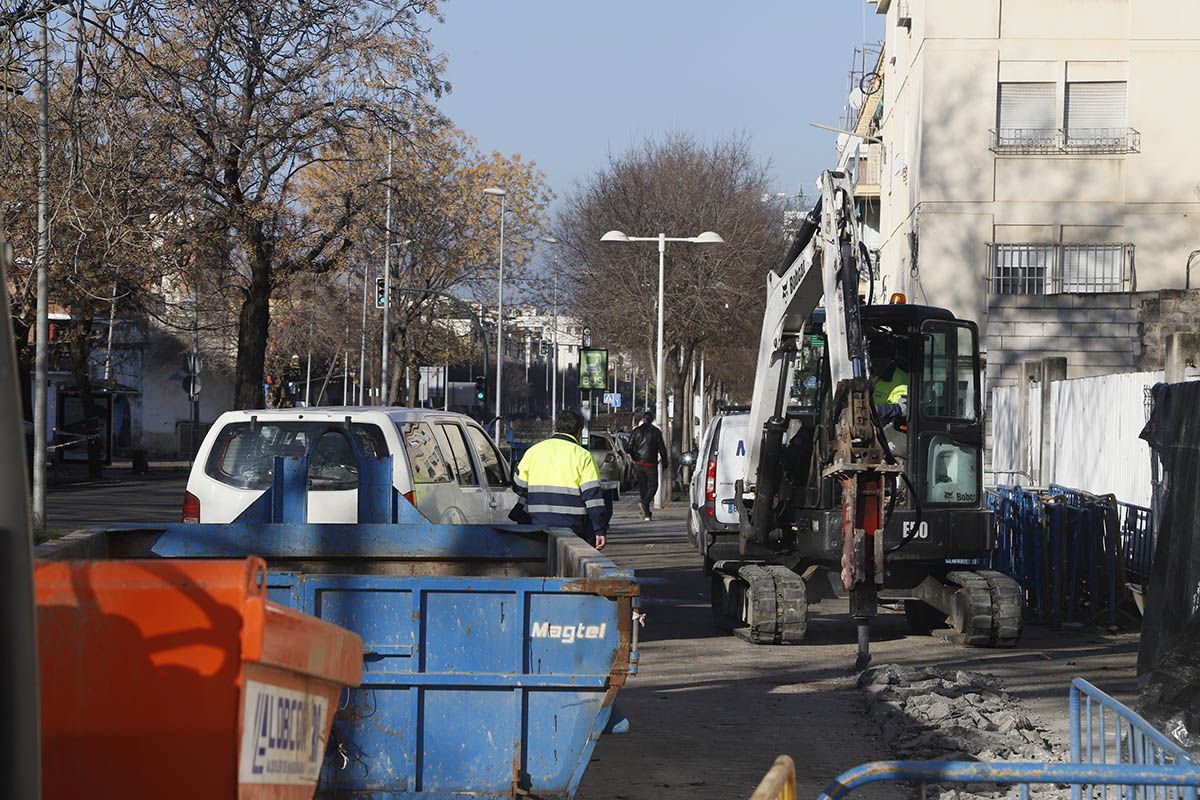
[711,562,808,644]
[978,569,1023,647]
[946,570,1023,648]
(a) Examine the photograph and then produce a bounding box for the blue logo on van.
[736,439,745,457]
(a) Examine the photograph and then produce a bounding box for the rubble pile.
[859,664,1065,799]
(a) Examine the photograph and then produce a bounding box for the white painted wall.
[990,370,1160,506]
[1048,371,1160,507]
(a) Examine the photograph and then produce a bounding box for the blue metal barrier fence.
[817,761,1200,800]
[985,485,1153,626]
[1070,677,1195,800]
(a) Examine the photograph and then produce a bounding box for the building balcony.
[987,242,1135,295]
[989,128,1140,155]
[854,143,882,197]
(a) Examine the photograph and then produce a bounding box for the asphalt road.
[43,479,1140,799]
[44,472,188,532]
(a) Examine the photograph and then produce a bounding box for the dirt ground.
[578,497,1140,800]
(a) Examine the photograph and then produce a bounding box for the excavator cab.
[781,304,984,523]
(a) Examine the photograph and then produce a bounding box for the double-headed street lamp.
[600,229,724,508]
[483,187,507,426]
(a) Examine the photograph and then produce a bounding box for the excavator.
[712,170,1021,668]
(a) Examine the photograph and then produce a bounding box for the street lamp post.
[380,138,393,405]
[359,264,369,404]
[484,187,507,428]
[541,236,560,429]
[31,12,49,528]
[600,229,724,508]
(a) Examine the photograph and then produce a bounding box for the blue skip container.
[38,450,640,800]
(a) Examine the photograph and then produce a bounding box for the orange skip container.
[36,557,363,800]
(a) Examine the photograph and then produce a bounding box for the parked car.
[183,407,516,525]
[685,411,750,573]
[587,430,632,492]
[606,430,636,489]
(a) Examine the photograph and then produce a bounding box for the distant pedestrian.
[628,411,669,521]
[509,410,607,549]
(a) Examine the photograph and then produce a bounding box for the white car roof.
[211,406,485,427]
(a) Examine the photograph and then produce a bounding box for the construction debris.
[859,664,1064,799]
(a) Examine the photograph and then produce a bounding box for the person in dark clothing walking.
[628,412,669,521]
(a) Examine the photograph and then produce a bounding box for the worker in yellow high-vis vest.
[870,336,909,423]
[508,410,607,550]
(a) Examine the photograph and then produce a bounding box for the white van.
[182,407,516,525]
[686,411,749,571]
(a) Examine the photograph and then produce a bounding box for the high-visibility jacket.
[873,366,909,406]
[509,433,607,540]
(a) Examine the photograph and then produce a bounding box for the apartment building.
[843,0,1200,395]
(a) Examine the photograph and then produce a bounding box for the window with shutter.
[995,83,1057,151]
[1065,82,1128,151]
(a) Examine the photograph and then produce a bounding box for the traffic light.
[375,277,386,309]
[180,352,202,398]
[473,376,487,405]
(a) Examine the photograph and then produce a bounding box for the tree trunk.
[68,318,104,479]
[680,349,697,484]
[396,323,409,406]
[233,226,274,410]
[388,366,401,407]
[665,343,694,500]
[11,311,33,422]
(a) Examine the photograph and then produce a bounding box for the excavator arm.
[743,171,877,525]
[739,170,894,667]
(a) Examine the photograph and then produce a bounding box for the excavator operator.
[868,335,909,424]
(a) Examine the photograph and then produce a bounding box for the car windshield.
[590,435,612,451]
[205,421,389,491]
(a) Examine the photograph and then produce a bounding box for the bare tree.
[98,0,450,408]
[1,8,185,475]
[299,126,553,405]
[554,133,782,448]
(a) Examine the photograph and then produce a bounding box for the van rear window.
[205,421,389,491]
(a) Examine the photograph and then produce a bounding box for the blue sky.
[429,1,883,210]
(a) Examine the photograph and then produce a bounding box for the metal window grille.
[989,244,1055,295]
[1061,126,1141,154]
[990,127,1061,154]
[988,243,1134,295]
[1060,244,1129,293]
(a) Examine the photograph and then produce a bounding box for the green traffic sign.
[578,348,608,390]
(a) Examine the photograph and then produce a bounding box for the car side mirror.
[679,450,697,468]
